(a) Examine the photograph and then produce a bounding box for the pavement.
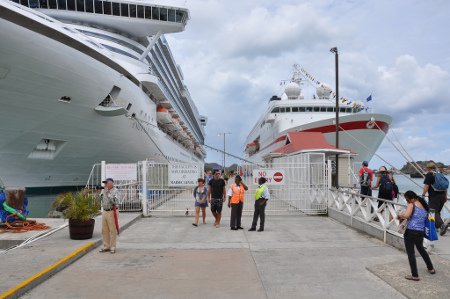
[20,215,408,299]
[0,212,142,298]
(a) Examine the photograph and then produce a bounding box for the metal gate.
[238,153,330,215]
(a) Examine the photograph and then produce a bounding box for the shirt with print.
[101,187,118,210]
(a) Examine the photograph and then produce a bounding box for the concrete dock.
[1,212,450,299]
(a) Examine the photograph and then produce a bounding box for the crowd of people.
[358,161,449,281]
[193,169,269,231]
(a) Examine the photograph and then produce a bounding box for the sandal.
[192,223,198,227]
[428,269,436,274]
[99,248,110,253]
[405,275,420,281]
[110,249,116,254]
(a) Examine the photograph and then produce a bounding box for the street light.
[330,47,339,188]
[218,132,232,173]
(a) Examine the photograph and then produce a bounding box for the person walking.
[422,162,448,236]
[99,178,118,254]
[208,170,226,228]
[249,177,270,232]
[398,191,435,281]
[373,166,393,208]
[192,178,208,227]
[227,175,248,230]
[358,161,373,197]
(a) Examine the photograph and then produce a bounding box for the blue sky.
[166,0,450,168]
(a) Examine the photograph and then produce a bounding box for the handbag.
[425,215,438,241]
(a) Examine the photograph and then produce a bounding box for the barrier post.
[142,161,148,216]
[101,161,106,212]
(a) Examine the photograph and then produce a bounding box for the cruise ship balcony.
[11,0,189,36]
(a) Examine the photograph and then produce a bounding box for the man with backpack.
[373,166,393,208]
[422,162,449,236]
[358,161,373,197]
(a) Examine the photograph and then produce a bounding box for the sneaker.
[440,224,448,236]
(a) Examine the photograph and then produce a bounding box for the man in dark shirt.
[208,170,226,228]
[422,162,448,235]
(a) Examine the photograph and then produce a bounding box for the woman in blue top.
[398,191,435,281]
[192,178,208,227]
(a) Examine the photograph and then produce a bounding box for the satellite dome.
[316,84,332,99]
[284,82,301,100]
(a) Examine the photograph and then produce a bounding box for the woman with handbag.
[192,178,208,227]
[398,191,435,281]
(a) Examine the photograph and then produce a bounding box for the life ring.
[366,121,375,129]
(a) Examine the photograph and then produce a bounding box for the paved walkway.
[21,215,408,299]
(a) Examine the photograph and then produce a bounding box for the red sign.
[273,172,283,182]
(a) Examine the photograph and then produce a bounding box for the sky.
[165,0,450,169]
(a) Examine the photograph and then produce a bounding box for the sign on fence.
[106,163,137,181]
[252,169,285,185]
[169,163,200,186]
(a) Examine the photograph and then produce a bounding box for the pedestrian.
[422,162,448,236]
[249,177,270,232]
[99,178,118,254]
[192,178,208,227]
[207,170,226,228]
[389,171,399,200]
[358,161,373,197]
[227,175,248,230]
[373,166,393,208]
[398,191,435,281]
[205,170,213,186]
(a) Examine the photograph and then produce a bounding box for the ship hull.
[0,14,201,188]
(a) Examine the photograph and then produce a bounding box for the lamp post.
[330,47,339,188]
[218,132,231,174]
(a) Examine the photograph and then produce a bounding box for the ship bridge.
[10,0,189,37]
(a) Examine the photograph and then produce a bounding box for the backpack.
[360,169,370,187]
[379,175,393,198]
[432,172,449,191]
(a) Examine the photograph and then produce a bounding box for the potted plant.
[54,189,100,240]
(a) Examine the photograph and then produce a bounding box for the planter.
[69,218,95,240]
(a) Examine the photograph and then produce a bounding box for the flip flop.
[192,223,198,227]
[110,249,116,254]
[99,248,110,253]
[405,275,420,281]
[428,269,436,274]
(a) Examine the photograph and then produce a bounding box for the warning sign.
[252,169,285,185]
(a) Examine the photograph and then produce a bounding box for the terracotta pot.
[68,218,95,240]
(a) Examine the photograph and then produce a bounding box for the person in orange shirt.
[227,175,248,230]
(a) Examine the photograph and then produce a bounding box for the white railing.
[329,187,408,240]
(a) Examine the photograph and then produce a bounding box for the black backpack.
[379,175,393,198]
[360,169,370,187]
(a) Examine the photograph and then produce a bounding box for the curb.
[0,214,142,299]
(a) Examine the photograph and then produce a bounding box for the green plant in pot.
[54,190,100,240]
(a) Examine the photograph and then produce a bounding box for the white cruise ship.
[245,65,392,164]
[0,0,207,188]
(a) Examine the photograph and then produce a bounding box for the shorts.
[195,200,208,208]
[210,198,223,213]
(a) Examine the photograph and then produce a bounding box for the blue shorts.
[195,201,208,208]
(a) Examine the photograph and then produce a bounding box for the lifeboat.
[156,105,172,124]
[245,141,259,154]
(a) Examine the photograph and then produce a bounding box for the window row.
[271,106,362,113]
[12,0,188,23]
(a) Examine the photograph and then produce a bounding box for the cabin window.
[299,107,305,112]
[292,107,299,112]
[279,107,286,113]
[176,10,184,23]
[39,0,48,8]
[29,0,39,8]
[327,107,334,112]
[129,4,136,17]
[93,0,101,13]
[271,107,280,113]
[168,9,176,22]
[112,2,120,15]
[339,108,346,113]
[49,0,57,9]
[144,6,151,19]
[305,107,313,112]
[67,0,75,10]
[57,0,66,9]
[137,5,144,18]
[85,0,93,12]
[120,3,128,16]
[103,1,111,15]
[152,6,159,20]
[285,107,291,112]
[320,107,327,112]
[313,107,320,112]
[160,7,168,21]
[76,0,84,11]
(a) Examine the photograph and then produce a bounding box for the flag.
[366,95,372,102]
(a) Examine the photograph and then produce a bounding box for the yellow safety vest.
[255,185,267,200]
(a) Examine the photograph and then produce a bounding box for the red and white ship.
[244,65,392,164]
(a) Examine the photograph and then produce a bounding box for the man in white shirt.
[249,177,270,232]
